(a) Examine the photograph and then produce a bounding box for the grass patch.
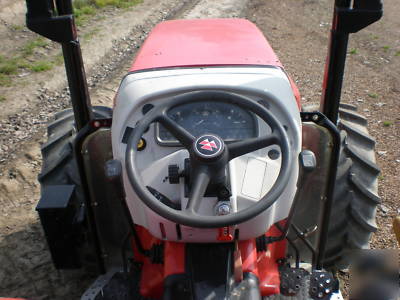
[83,28,100,40]
[0,95,6,102]
[10,24,24,31]
[1,0,142,86]
[0,74,11,86]
[73,0,143,21]
[75,5,96,17]
[349,48,358,55]
[21,37,48,56]
[74,4,96,22]
[368,93,378,98]
[92,0,142,8]
[378,175,384,180]
[0,59,18,75]
[53,53,65,66]
[395,51,400,57]
[383,45,390,51]
[0,56,33,75]
[29,61,53,72]
[383,121,394,127]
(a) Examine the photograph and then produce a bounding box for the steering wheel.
[125,91,293,228]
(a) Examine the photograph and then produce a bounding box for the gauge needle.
[195,119,204,126]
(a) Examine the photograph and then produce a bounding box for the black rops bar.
[26,0,101,272]
[26,0,93,130]
[320,0,382,124]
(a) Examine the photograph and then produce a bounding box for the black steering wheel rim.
[125,90,293,228]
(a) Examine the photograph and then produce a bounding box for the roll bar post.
[26,0,93,130]
[320,0,382,124]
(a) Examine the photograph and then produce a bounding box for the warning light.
[137,138,146,151]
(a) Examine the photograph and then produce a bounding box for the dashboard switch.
[168,164,180,184]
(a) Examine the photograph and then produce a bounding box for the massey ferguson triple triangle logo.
[199,139,218,151]
[195,134,223,158]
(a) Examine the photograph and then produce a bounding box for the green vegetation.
[368,93,378,98]
[54,53,65,66]
[383,45,390,51]
[29,61,53,72]
[10,24,24,31]
[349,48,358,55]
[0,56,32,77]
[73,0,142,25]
[0,58,18,75]
[0,74,11,86]
[0,53,54,86]
[0,0,142,87]
[0,95,6,102]
[378,175,384,180]
[92,0,142,8]
[395,51,400,57]
[83,28,100,40]
[382,121,394,127]
[21,38,48,56]
[74,0,142,9]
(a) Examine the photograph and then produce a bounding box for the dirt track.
[0,0,399,299]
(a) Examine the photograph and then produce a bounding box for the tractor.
[23,0,384,299]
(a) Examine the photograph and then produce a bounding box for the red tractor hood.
[129,18,282,72]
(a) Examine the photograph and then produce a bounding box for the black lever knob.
[168,164,180,184]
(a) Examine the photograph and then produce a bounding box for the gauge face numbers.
[157,102,257,144]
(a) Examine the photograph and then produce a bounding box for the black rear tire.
[38,107,112,269]
[324,104,380,269]
[303,104,380,269]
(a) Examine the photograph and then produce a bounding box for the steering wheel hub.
[193,134,225,160]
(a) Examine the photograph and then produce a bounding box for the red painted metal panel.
[287,75,301,109]
[133,223,287,298]
[258,223,287,296]
[130,19,282,71]
[130,226,163,298]
[238,223,287,297]
[132,226,185,299]
[238,239,259,277]
[164,242,185,277]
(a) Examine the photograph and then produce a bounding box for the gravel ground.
[0,0,398,298]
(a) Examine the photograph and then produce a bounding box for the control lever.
[146,186,180,210]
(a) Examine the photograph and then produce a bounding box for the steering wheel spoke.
[157,113,195,148]
[228,133,279,160]
[185,167,211,214]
